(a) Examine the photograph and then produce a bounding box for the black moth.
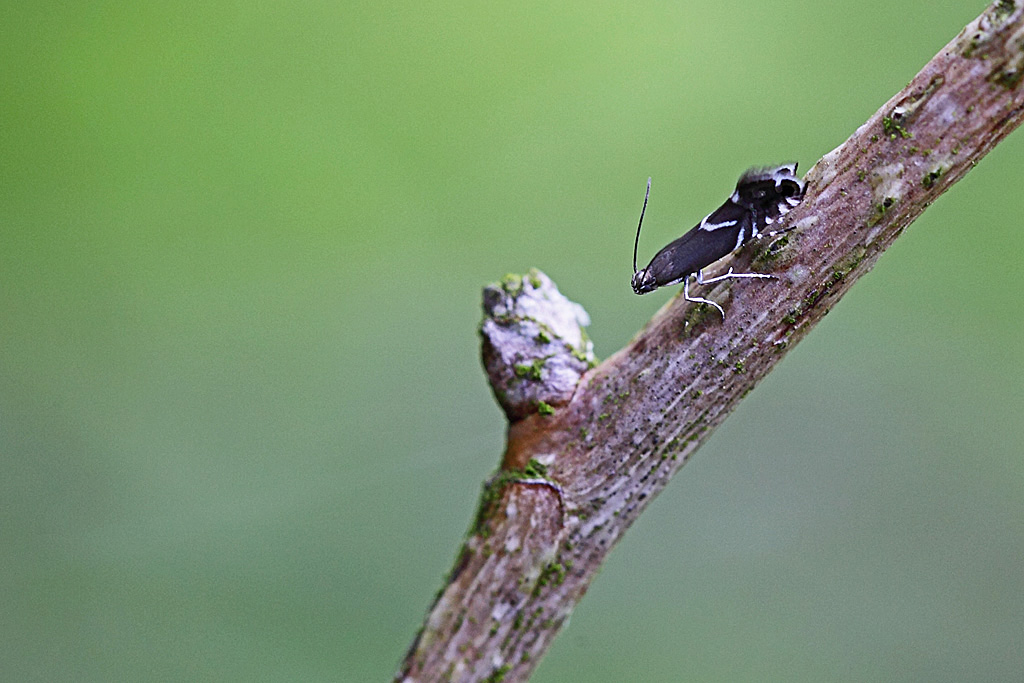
[631,163,806,317]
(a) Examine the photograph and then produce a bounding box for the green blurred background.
[2,1,1022,681]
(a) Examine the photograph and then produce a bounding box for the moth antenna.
[633,177,651,274]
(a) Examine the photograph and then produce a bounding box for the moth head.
[631,268,658,295]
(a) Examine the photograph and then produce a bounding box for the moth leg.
[760,224,797,240]
[684,273,725,318]
[697,266,775,285]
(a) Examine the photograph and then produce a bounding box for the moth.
[631,163,806,317]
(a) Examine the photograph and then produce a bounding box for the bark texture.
[397,3,1024,681]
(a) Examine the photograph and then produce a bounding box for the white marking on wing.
[699,217,738,231]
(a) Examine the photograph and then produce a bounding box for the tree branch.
[396,2,1024,681]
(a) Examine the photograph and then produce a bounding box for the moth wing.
[699,200,749,233]
[645,206,751,287]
